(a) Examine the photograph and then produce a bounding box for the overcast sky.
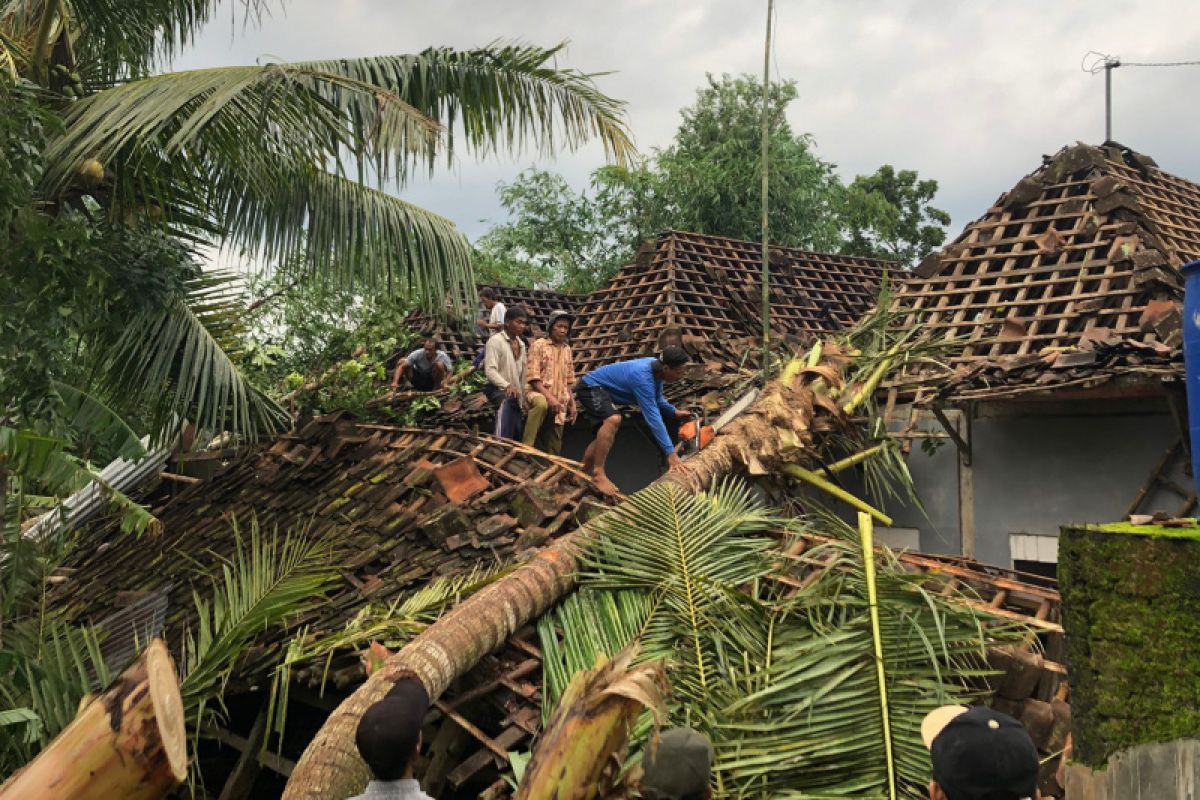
[176,0,1200,246]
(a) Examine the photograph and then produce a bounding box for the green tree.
[655,73,845,251]
[474,163,661,293]
[475,74,949,291]
[841,165,951,266]
[0,1,632,446]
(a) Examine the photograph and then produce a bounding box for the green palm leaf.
[39,44,632,307]
[50,380,148,462]
[180,516,337,735]
[97,273,290,442]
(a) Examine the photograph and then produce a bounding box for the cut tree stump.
[0,638,187,800]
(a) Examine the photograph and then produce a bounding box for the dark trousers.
[483,385,524,440]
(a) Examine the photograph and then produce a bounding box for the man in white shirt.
[479,287,507,334]
[483,305,528,439]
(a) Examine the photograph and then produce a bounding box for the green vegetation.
[1084,520,1200,540]
[535,481,1025,798]
[1059,524,1200,768]
[476,74,950,291]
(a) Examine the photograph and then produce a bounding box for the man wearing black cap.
[921,705,1042,800]
[640,727,714,800]
[350,678,434,800]
[575,346,692,496]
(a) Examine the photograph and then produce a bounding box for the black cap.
[661,345,689,368]
[922,705,1039,800]
[355,678,430,781]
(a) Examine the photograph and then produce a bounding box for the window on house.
[1009,533,1058,580]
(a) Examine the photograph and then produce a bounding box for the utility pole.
[1104,56,1120,142]
[760,0,774,380]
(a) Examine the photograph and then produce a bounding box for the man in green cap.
[640,727,713,800]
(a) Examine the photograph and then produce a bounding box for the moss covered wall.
[1059,523,1200,767]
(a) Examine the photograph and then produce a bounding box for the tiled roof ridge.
[917,141,1200,280]
[657,227,899,267]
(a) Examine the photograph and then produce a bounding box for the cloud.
[175,0,1200,243]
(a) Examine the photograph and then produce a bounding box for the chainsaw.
[676,387,759,459]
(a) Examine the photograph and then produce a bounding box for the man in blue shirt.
[575,346,692,496]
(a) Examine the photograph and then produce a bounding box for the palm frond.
[580,479,779,703]
[96,274,290,443]
[298,44,635,167]
[215,167,475,310]
[39,45,632,309]
[537,588,653,719]
[0,615,111,771]
[50,379,148,463]
[178,516,337,735]
[63,0,269,83]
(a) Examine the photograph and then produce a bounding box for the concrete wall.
[886,399,1185,568]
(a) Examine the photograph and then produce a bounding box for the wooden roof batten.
[389,229,893,429]
[890,141,1197,404]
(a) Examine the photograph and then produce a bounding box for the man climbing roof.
[575,345,692,496]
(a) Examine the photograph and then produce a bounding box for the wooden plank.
[446,726,528,788]
[218,702,269,800]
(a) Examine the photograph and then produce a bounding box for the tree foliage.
[476,74,950,291]
[537,482,1026,798]
[842,165,953,265]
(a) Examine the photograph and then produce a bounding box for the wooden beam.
[206,725,296,777]
[218,702,269,800]
[957,406,976,560]
[931,405,971,465]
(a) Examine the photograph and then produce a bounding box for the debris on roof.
[423,528,1068,798]
[891,142,1198,402]
[47,415,613,684]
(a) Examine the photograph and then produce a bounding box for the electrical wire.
[1083,49,1200,73]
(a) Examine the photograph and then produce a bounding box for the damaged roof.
[402,284,582,366]
[47,416,611,681]
[571,229,890,372]
[385,230,890,428]
[891,142,1197,403]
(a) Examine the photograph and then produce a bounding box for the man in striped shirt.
[522,310,577,454]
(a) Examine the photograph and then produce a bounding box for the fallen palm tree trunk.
[0,638,186,800]
[516,648,666,799]
[284,340,876,799]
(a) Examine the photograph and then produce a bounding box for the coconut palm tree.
[0,0,633,446]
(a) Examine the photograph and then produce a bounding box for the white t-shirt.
[489,301,507,327]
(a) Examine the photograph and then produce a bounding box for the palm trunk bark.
[0,638,186,800]
[283,352,850,799]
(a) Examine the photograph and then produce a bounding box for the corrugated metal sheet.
[23,440,173,544]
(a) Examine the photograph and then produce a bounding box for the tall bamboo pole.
[759,0,775,379]
[858,513,897,800]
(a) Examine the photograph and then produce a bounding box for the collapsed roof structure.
[889,141,1193,403]
[874,141,1199,572]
